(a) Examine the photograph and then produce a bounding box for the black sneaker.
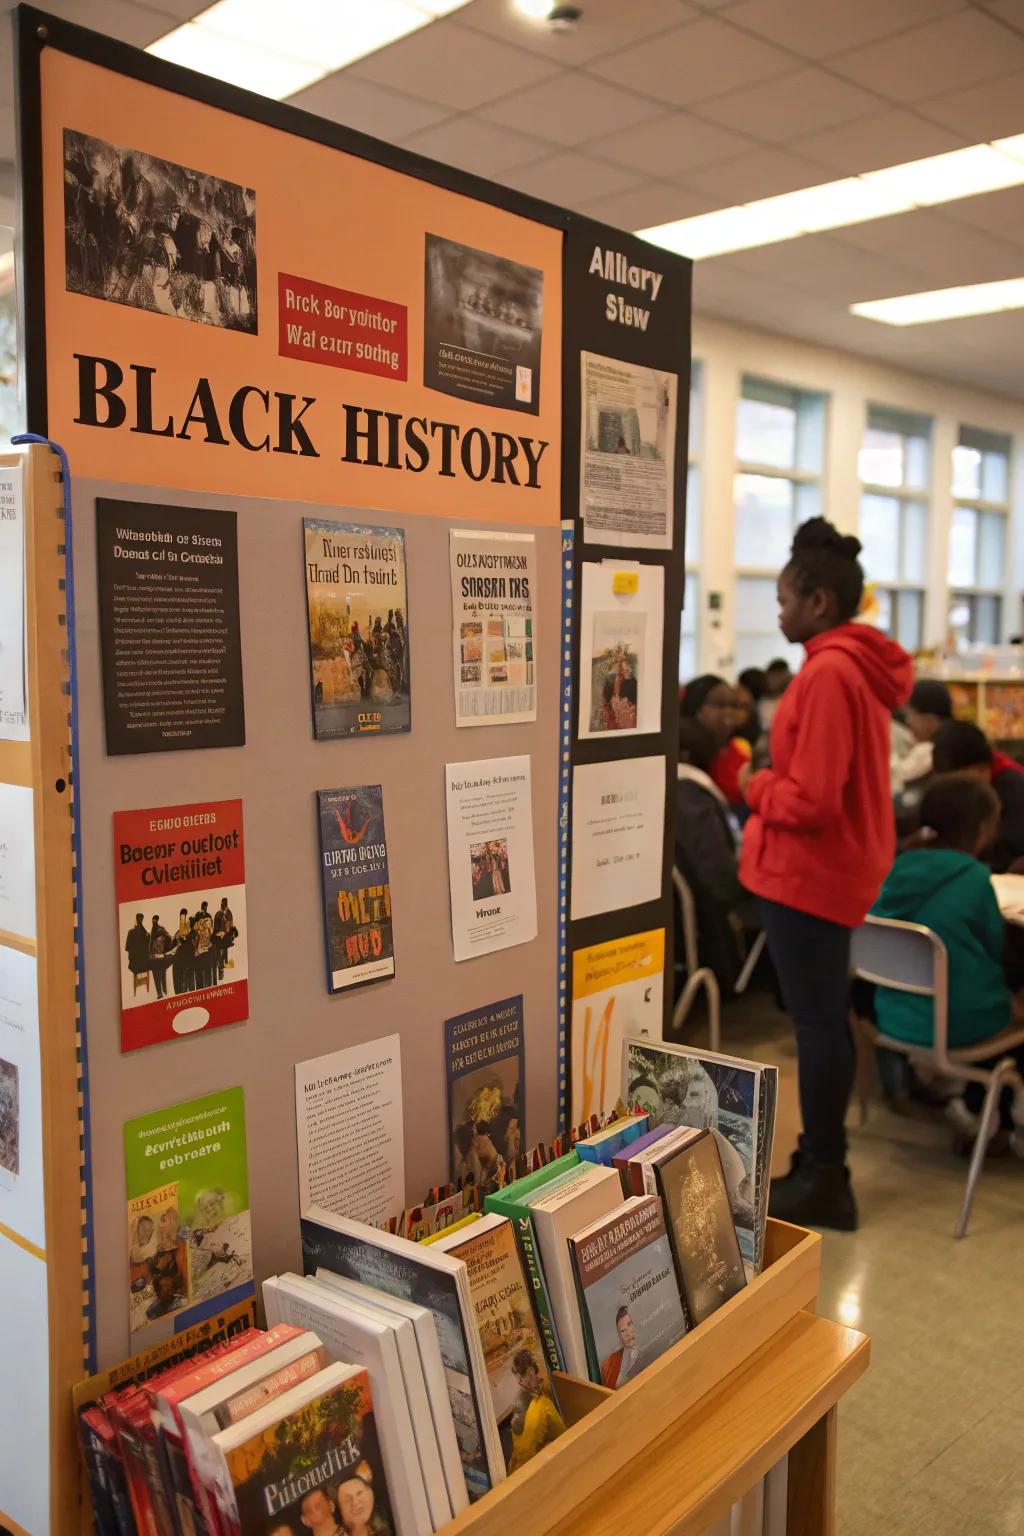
[768,1158,858,1232]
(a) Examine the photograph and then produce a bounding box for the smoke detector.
[514,1,583,28]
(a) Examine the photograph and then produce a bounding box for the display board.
[13,6,690,1530]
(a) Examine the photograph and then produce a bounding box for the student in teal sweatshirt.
[870,775,1024,1145]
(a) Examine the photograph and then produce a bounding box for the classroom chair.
[850,913,1024,1238]
[671,866,721,1052]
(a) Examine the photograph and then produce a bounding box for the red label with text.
[278,272,408,380]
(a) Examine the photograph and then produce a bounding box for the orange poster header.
[42,49,562,526]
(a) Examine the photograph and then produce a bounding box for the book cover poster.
[571,931,664,1124]
[318,786,395,992]
[304,519,410,739]
[96,499,244,756]
[573,1198,686,1388]
[577,561,664,740]
[445,758,537,962]
[0,946,43,1251]
[456,1221,566,1473]
[623,1040,759,1270]
[225,1372,394,1536]
[445,997,524,1196]
[450,530,536,727]
[424,234,543,414]
[113,799,248,1051]
[124,1086,253,1347]
[580,352,675,550]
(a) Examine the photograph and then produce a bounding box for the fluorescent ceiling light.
[514,0,557,16]
[851,277,1024,326]
[148,0,467,99]
[639,137,1024,260]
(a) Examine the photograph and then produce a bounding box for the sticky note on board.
[612,571,639,595]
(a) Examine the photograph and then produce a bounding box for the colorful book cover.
[317,786,395,993]
[444,1218,566,1474]
[124,1087,253,1347]
[623,1039,760,1272]
[571,932,664,1124]
[654,1131,747,1326]
[445,995,525,1199]
[114,799,248,1051]
[304,518,410,739]
[223,1369,394,1536]
[570,1197,686,1388]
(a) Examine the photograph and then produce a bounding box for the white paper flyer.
[0,945,43,1251]
[445,755,538,961]
[295,1035,404,1227]
[570,756,665,920]
[580,352,676,550]
[578,560,664,739]
[450,529,537,726]
[0,461,27,741]
[0,784,35,941]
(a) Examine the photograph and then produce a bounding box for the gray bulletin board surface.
[72,477,562,1368]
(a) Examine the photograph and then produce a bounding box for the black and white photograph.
[63,128,257,332]
[0,1056,17,1179]
[424,233,542,414]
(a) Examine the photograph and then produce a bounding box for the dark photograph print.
[424,234,543,414]
[0,1057,18,1178]
[63,128,257,332]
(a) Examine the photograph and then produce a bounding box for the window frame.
[857,407,932,651]
[948,426,1011,645]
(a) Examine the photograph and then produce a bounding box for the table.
[992,873,1024,924]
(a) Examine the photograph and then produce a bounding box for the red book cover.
[113,799,248,1051]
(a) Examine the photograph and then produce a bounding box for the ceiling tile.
[939,182,1024,241]
[682,145,830,200]
[722,232,924,301]
[286,76,450,140]
[398,117,551,179]
[872,217,1024,286]
[41,0,181,46]
[792,109,969,173]
[587,14,797,108]
[829,9,1024,102]
[501,151,641,209]
[350,18,559,112]
[462,0,697,68]
[480,72,660,147]
[976,0,1024,29]
[722,0,964,60]
[695,65,881,142]
[589,111,755,177]
[837,206,972,256]
[577,180,725,231]
[916,67,1024,140]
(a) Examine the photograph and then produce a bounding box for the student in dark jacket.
[675,717,756,994]
[932,719,1024,872]
[740,519,913,1229]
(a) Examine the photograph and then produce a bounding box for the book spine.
[79,1416,121,1536]
[509,1211,563,1374]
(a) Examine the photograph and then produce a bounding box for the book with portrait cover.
[317,786,395,993]
[445,995,524,1200]
[569,1196,686,1389]
[304,519,410,740]
[653,1129,747,1327]
[215,1363,394,1536]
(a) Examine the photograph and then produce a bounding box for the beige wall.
[688,312,1024,675]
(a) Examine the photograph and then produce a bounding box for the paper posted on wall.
[0,460,27,741]
[450,529,536,726]
[295,1036,404,1226]
[570,757,665,921]
[445,756,537,961]
[578,561,664,739]
[580,352,676,550]
[571,930,664,1124]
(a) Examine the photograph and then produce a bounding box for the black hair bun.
[791,516,862,562]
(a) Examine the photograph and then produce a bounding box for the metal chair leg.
[734,930,766,997]
[672,965,721,1053]
[954,1060,1012,1239]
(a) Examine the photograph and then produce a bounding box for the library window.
[948,427,1011,646]
[858,406,930,651]
[734,376,825,673]
[681,361,701,680]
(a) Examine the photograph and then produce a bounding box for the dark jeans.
[760,897,854,1167]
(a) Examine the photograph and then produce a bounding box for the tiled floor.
[715,994,1024,1536]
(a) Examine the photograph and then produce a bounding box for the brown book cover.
[653,1130,746,1326]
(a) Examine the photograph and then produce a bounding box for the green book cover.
[124,1086,253,1346]
[485,1152,580,1373]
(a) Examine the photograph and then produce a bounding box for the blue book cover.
[445,995,525,1198]
[317,785,395,993]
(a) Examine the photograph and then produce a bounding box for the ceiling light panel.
[147,24,322,97]
[860,144,1024,207]
[851,277,1024,326]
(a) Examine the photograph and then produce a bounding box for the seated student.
[899,679,953,786]
[759,657,792,733]
[870,775,1024,1145]
[680,674,751,811]
[932,719,1024,871]
[735,668,767,748]
[675,717,754,993]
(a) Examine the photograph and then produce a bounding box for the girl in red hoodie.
[740,519,913,1229]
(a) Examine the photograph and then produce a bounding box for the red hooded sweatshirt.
[740,623,913,927]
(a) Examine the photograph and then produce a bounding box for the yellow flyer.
[571,931,665,1124]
